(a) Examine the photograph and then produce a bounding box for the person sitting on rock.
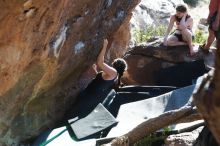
[69,39,127,118]
[199,0,220,54]
[163,4,195,56]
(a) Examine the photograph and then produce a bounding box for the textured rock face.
[0,0,140,145]
[107,17,131,63]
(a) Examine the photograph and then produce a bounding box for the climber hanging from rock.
[68,39,128,119]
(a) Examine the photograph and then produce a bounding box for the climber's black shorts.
[173,29,194,42]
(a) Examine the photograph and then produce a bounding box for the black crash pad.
[107,86,177,117]
[69,103,117,140]
[155,59,208,87]
[118,85,177,93]
[107,84,197,137]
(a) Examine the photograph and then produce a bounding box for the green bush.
[134,24,208,45]
[134,25,166,43]
[134,127,171,146]
[193,29,208,44]
[134,134,163,146]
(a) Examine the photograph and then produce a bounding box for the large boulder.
[0,0,140,145]
[122,39,210,86]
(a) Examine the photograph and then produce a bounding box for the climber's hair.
[176,4,188,13]
[112,58,127,87]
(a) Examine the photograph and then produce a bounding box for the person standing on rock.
[68,39,128,118]
[163,4,195,56]
[199,0,220,54]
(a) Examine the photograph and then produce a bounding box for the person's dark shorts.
[173,30,194,42]
[174,33,183,41]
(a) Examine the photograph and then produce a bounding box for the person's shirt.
[175,14,192,30]
[84,71,116,97]
[71,72,116,118]
[209,0,220,17]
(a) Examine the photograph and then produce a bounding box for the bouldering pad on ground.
[107,86,177,117]
[107,84,197,137]
[69,103,117,140]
